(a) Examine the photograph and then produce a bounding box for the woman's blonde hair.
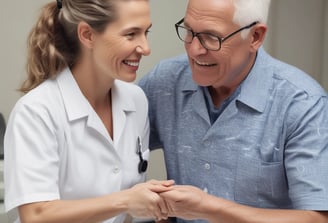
[21,0,118,93]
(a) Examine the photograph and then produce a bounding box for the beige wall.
[265,0,327,89]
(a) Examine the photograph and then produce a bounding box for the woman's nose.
[137,39,151,56]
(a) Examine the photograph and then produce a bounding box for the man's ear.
[250,24,267,52]
[77,21,94,49]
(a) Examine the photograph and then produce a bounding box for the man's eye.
[205,34,220,41]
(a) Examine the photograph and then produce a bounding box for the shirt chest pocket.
[234,155,290,208]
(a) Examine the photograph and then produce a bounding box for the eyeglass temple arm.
[176,18,185,26]
[222,21,259,42]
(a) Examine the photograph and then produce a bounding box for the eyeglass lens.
[177,26,221,50]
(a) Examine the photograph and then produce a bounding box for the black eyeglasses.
[175,18,258,51]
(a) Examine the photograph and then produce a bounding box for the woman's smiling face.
[91,0,152,83]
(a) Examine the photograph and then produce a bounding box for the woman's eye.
[126,32,136,38]
[145,30,151,36]
[125,29,150,39]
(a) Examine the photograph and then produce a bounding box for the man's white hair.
[232,0,271,38]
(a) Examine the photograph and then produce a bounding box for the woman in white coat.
[4,0,173,223]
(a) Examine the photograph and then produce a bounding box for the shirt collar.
[56,68,136,122]
[238,48,273,113]
[181,64,198,92]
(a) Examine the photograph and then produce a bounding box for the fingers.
[161,179,175,187]
[150,190,170,221]
[157,195,169,220]
[146,186,170,221]
[160,189,181,202]
[126,183,172,221]
[147,179,175,187]
[146,180,175,193]
[140,194,167,222]
[127,180,175,221]
[145,180,175,220]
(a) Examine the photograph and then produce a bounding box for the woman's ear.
[250,24,267,52]
[77,21,94,49]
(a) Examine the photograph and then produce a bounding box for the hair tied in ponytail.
[57,0,62,9]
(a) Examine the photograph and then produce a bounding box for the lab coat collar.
[56,68,90,121]
[111,81,137,145]
[111,80,137,113]
[56,68,136,122]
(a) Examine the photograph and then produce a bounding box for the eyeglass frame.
[174,18,259,51]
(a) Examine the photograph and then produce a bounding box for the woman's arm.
[18,180,174,223]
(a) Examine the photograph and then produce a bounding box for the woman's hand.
[124,179,174,221]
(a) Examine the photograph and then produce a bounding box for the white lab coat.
[4,68,149,223]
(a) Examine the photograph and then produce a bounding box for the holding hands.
[125,181,210,221]
[159,185,210,221]
[124,179,174,221]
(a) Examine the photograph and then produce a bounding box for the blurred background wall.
[0,0,327,222]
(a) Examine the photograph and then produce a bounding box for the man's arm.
[161,185,328,223]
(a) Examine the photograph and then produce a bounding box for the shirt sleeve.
[4,99,60,212]
[138,65,163,150]
[285,96,328,210]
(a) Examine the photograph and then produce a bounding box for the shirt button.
[113,167,120,174]
[204,163,211,170]
[203,140,210,147]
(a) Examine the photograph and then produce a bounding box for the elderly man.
[139,0,328,222]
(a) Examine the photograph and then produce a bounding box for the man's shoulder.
[257,48,326,97]
[154,54,190,76]
[159,54,189,65]
[139,54,191,88]
[272,61,326,97]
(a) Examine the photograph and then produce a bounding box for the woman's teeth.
[124,60,139,67]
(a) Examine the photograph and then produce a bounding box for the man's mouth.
[123,60,140,67]
[195,59,216,67]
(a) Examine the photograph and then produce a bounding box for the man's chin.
[192,75,212,87]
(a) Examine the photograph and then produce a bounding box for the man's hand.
[160,185,208,220]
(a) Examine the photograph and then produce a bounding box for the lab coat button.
[113,167,120,174]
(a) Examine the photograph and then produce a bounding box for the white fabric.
[4,68,149,223]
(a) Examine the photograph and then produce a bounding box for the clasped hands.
[127,180,207,222]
